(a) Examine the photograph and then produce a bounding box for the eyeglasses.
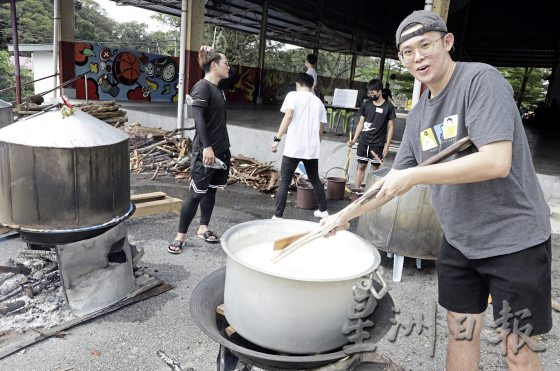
[398,35,445,64]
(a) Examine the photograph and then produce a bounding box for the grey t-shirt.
[393,62,550,259]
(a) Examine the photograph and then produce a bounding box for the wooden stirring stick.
[271,137,473,263]
[273,222,351,250]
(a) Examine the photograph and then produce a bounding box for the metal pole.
[53,0,60,100]
[256,0,269,105]
[349,53,357,89]
[84,74,88,103]
[176,0,188,132]
[378,42,387,81]
[411,0,434,108]
[10,0,22,105]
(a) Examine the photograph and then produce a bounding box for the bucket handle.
[325,167,349,181]
[355,268,388,300]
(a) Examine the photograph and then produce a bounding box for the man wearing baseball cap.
[324,10,551,370]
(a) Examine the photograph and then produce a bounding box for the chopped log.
[136,140,169,153]
[94,105,120,113]
[89,110,127,119]
[0,300,25,316]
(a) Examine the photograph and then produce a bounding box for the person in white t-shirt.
[271,73,328,219]
[305,54,318,96]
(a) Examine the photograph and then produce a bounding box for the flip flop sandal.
[168,240,184,254]
[198,230,220,243]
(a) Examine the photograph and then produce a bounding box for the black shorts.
[437,237,552,335]
[356,143,384,165]
[189,149,230,194]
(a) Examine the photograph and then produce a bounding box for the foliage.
[0,50,34,103]
[497,67,549,112]
[0,0,52,49]
[75,0,115,42]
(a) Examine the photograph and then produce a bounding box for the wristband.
[273,136,281,142]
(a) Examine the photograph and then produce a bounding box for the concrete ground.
[0,174,558,371]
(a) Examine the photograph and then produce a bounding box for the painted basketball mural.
[113,52,141,85]
[74,42,180,102]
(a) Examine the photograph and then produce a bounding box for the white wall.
[32,51,56,102]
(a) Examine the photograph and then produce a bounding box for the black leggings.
[178,187,217,234]
[275,156,327,218]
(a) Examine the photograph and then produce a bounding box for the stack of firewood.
[12,102,52,119]
[126,123,193,180]
[12,101,128,127]
[76,101,127,127]
[124,123,280,192]
[229,155,280,192]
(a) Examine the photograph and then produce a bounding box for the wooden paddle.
[271,137,473,263]
[273,222,351,250]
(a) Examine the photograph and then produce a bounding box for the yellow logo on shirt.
[420,128,438,151]
[422,114,459,152]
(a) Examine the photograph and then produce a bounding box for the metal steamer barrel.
[0,109,132,243]
[357,167,444,259]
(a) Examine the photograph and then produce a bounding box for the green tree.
[497,67,550,112]
[74,0,115,43]
[0,50,34,103]
[111,21,150,48]
[0,0,53,48]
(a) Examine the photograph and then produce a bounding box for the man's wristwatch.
[273,136,281,142]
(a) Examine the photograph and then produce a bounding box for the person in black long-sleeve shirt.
[168,46,231,254]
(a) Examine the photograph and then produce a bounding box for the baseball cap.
[395,10,448,49]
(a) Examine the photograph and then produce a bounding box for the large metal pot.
[0,109,131,242]
[221,219,387,355]
[357,168,443,259]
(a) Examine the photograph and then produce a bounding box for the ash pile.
[0,253,70,334]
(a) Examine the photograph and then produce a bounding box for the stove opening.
[108,237,127,263]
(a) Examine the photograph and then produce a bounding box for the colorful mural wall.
[72,41,368,105]
[225,65,368,105]
[74,43,180,102]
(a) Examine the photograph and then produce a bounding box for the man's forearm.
[276,111,293,138]
[386,121,395,147]
[192,106,211,147]
[352,121,364,142]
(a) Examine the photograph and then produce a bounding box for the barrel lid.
[0,108,128,148]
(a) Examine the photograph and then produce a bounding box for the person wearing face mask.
[347,79,396,189]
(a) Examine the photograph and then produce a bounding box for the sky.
[94,0,164,31]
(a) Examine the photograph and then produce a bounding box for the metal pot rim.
[222,219,381,282]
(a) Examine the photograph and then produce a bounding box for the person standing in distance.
[168,46,231,253]
[347,79,396,189]
[305,54,318,96]
[271,73,328,219]
[324,10,551,370]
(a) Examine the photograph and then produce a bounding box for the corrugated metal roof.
[110,0,559,68]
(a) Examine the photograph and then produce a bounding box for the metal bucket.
[356,168,444,259]
[325,167,349,200]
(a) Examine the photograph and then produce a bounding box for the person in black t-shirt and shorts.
[347,79,397,189]
[168,46,231,254]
